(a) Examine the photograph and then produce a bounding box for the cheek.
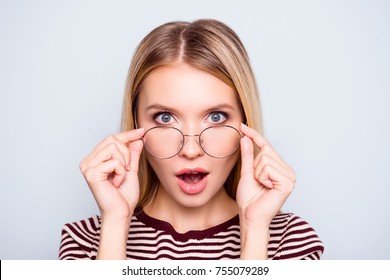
[146,156,172,182]
[211,152,240,179]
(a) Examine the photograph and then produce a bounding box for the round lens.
[200,126,241,158]
[143,127,184,159]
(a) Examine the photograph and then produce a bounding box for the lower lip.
[176,174,208,195]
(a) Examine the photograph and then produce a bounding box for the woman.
[59,19,324,260]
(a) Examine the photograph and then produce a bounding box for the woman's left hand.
[236,123,296,228]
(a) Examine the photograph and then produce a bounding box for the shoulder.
[61,216,101,239]
[59,216,101,260]
[269,213,325,260]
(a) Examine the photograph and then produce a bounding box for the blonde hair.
[121,19,262,208]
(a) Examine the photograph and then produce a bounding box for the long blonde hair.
[121,19,262,208]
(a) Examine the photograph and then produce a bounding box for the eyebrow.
[145,103,236,112]
[205,104,236,112]
[145,104,175,112]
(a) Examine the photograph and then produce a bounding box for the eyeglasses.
[142,125,242,159]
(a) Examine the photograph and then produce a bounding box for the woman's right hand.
[79,128,145,222]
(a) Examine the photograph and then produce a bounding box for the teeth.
[177,171,209,183]
[179,172,206,183]
[179,171,200,176]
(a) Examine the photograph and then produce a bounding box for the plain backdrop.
[1,0,389,260]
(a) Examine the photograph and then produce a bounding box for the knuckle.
[254,154,268,168]
[112,158,123,167]
[259,154,270,163]
[106,135,117,142]
[292,172,297,183]
[263,139,270,147]
[260,144,270,153]
[284,177,296,193]
[287,182,295,193]
[83,168,96,183]
[79,160,87,173]
[107,142,119,151]
[262,163,272,173]
[287,165,297,182]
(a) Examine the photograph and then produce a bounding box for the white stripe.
[127,237,240,249]
[279,241,324,259]
[127,247,240,259]
[63,226,94,249]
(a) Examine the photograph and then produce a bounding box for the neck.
[144,185,238,233]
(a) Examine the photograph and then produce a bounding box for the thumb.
[240,135,254,176]
[128,140,144,172]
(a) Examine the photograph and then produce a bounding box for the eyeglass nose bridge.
[183,134,200,137]
[179,133,203,152]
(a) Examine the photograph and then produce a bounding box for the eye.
[207,112,227,124]
[154,112,175,125]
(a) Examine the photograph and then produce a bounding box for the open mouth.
[176,169,209,195]
[177,172,207,184]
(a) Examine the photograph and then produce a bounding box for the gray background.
[1,0,389,259]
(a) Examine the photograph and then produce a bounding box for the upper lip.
[175,167,209,176]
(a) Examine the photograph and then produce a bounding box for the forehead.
[138,63,240,112]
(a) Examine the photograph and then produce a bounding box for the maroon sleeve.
[59,216,100,260]
[268,213,324,260]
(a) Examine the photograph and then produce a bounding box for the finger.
[84,142,127,170]
[241,123,290,170]
[254,153,296,180]
[82,128,145,165]
[240,123,268,149]
[254,149,285,171]
[85,159,127,188]
[81,138,126,169]
[114,128,145,144]
[256,163,295,194]
[100,159,127,188]
[128,140,144,172]
[240,135,255,176]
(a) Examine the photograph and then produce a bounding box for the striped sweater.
[59,209,324,260]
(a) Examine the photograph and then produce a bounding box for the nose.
[178,134,204,159]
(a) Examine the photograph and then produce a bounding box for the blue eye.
[155,112,174,124]
[208,112,227,124]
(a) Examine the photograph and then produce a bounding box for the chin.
[172,182,227,210]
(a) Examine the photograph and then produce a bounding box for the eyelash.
[207,111,229,125]
[152,111,229,126]
[153,111,175,126]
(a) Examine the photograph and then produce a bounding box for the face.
[137,63,244,210]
